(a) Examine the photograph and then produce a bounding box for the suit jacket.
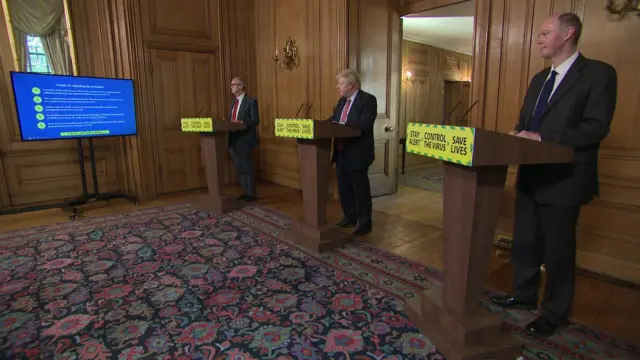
[515,54,617,206]
[228,94,260,155]
[330,90,378,170]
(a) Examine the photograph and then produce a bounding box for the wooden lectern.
[274,118,361,252]
[404,124,573,360]
[181,118,247,214]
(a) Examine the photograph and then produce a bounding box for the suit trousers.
[229,148,255,196]
[335,153,372,225]
[512,190,581,325]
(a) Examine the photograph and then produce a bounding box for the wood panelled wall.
[1,0,639,284]
[0,0,257,210]
[466,0,640,284]
[255,0,400,199]
[0,4,121,206]
[254,0,347,196]
[399,39,472,169]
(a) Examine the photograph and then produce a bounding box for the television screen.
[10,72,138,141]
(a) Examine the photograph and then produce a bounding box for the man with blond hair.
[329,69,377,236]
[491,13,617,337]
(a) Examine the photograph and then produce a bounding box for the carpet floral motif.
[234,206,640,360]
[1,203,638,360]
[0,204,441,359]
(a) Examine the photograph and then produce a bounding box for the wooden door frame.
[397,0,490,130]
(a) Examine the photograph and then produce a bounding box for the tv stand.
[62,137,138,220]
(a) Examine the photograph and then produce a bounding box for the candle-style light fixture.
[606,0,640,18]
[273,37,300,71]
[403,70,415,83]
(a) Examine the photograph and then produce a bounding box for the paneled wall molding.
[1,0,638,284]
[0,0,257,208]
[489,0,640,283]
[600,148,640,158]
[0,1,122,207]
[109,0,159,200]
[220,0,259,184]
[578,226,640,247]
[255,0,347,194]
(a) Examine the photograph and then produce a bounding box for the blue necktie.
[527,70,557,132]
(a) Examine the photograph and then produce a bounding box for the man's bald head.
[537,12,582,60]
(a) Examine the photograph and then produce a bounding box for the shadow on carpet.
[0,204,637,360]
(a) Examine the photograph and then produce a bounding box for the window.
[25,35,52,73]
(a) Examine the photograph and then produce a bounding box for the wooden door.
[353,1,402,197]
[150,49,219,194]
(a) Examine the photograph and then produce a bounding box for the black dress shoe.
[238,195,257,202]
[490,295,537,310]
[337,218,357,227]
[352,223,372,236]
[526,316,565,338]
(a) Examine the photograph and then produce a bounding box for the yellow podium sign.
[181,117,213,132]
[274,118,314,139]
[405,123,476,166]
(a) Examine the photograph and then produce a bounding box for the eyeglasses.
[230,83,241,86]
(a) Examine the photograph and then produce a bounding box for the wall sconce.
[273,37,300,71]
[606,0,640,18]
[402,70,426,84]
[403,70,415,83]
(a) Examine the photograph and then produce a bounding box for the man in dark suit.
[330,69,378,236]
[491,13,617,337]
[228,76,260,202]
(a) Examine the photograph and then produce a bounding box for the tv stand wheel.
[69,214,77,220]
[135,201,139,206]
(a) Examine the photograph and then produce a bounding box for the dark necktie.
[231,98,239,121]
[527,70,557,132]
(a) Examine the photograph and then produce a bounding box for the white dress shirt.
[546,51,579,100]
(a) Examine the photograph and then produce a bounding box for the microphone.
[459,100,479,124]
[294,103,304,118]
[441,101,462,125]
[304,102,314,118]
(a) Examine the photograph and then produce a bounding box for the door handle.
[384,125,395,132]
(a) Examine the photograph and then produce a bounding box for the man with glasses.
[228,76,260,201]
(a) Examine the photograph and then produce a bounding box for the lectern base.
[406,287,522,360]
[286,221,352,253]
[193,195,243,214]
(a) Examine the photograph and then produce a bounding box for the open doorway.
[396,0,474,194]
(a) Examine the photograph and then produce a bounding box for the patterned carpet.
[0,204,638,359]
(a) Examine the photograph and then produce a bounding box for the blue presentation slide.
[11,72,137,141]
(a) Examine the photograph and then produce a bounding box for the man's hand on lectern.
[508,130,519,136]
[516,131,541,141]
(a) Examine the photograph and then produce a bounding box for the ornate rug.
[0,204,637,360]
